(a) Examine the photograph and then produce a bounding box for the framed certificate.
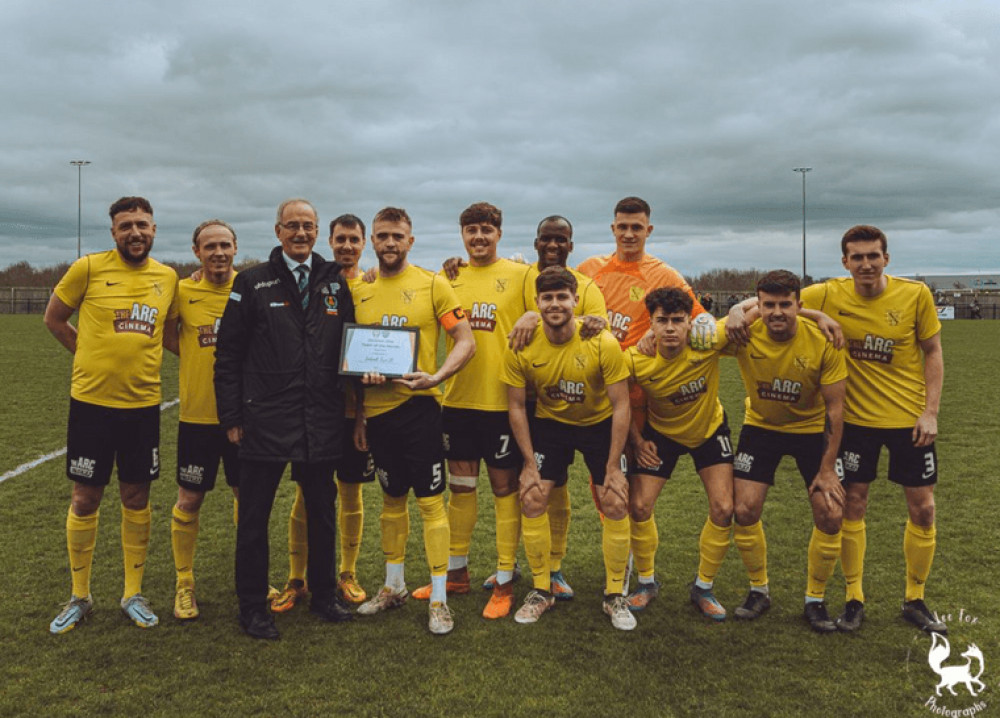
[339,323,420,378]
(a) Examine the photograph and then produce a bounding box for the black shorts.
[66,398,160,486]
[442,407,521,469]
[176,421,240,491]
[366,396,446,498]
[733,424,829,488]
[338,417,376,484]
[532,417,626,487]
[629,418,734,480]
[840,422,938,487]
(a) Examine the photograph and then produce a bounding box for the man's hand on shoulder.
[441,256,467,281]
[579,314,607,339]
[508,311,540,351]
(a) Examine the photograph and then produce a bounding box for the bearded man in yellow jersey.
[406,202,530,620]
[727,270,848,633]
[624,288,735,619]
[161,220,239,621]
[45,196,179,633]
[501,268,635,631]
[802,225,945,634]
[353,207,475,635]
[272,214,375,613]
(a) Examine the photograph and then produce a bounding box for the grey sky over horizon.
[2,0,998,281]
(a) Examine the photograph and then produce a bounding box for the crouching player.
[625,288,734,620]
[729,270,848,632]
[501,267,635,630]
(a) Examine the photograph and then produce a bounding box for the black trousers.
[236,459,338,613]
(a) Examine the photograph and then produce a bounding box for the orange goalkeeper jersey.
[577,253,703,348]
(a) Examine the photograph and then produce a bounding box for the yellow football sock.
[603,516,631,595]
[698,517,733,585]
[522,513,551,590]
[380,493,410,564]
[121,505,151,599]
[232,496,239,527]
[337,479,364,576]
[66,507,98,598]
[171,505,199,589]
[806,526,842,600]
[841,518,866,603]
[447,490,477,560]
[904,519,936,602]
[547,484,570,571]
[288,484,308,583]
[494,493,521,573]
[416,495,449,577]
[734,520,768,588]
[630,516,658,579]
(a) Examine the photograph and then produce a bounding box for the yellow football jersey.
[177,274,234,424]
[729,318,847,434]
[500,322,630,426]
[352,265,463,418]
[626,320,728,448]
[441,258,531,411]
[801,276,941,428]
[524,264,608,318]
[54,250,179,408]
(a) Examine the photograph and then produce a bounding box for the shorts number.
[429,462,444,492]
[716,435,733,457]
[497,434,510,456]
[921,452,936,479]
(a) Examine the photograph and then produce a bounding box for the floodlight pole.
[793,167,812,282]
[70,160,91,258]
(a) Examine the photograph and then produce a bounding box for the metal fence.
[0,287,52,314]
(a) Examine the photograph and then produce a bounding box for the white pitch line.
[0,398,179,485]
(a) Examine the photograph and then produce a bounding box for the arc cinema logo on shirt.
[545,379,585,404]
[197,319,222,348]
[848,334,896,364]
[113,303,160,337]
[608,311,630,342]
[756,378,802,403]
[667,376,708,406]
[468,302,498,331]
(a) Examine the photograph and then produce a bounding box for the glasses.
[279,222,317,233]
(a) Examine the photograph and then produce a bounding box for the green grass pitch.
[0,315,996,716]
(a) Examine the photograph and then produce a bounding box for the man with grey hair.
[215,199,356,639]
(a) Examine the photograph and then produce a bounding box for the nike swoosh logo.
[494,451,512,460]
[149,467,158,475]
[532,362,548,368]
[133,562,145,569]
[921,471,934,480]
[648,375,664,382]
[360,296,373,303]
[106,281,122,286]
[188,298,204,303]
[837,310,855,317]
[72,566,85,572]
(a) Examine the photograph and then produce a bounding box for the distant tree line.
[2,261,803,292]
[0,259,263,287]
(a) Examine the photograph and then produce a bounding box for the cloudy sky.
[2,0,998,280]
